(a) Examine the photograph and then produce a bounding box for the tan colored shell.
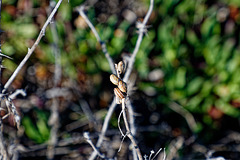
[110,74,119,85]
[115,95,122,104]
[117,61,125,74]
[114,88,125,102]
[118,80,127,93]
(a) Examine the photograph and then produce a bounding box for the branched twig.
[76,6,116,75]
[3,0,63,93]
[123,0,154,83]
[83,132,107,159]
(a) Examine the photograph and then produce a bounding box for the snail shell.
[114,88,125,103]
[117,61,125,74]
[115,95,122,104]
[110,74,119,85]
[118,80,127,93]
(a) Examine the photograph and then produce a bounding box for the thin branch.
[121,98,143,160]
[168,102,197,132]
[46,1,62,159]
[89,100,117,160]
[3,0,63,93]
[123,0,154,82]
[79,99,98,130]
[76,6,116,75]
[47,99,60,160]
[49,0,62,86]
[127,100,138,160]
[83,132,107,159]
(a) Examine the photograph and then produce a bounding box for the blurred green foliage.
[22,109,50,143]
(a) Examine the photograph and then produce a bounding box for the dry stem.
[123,0,154,83]
[121,98,143,160]
[47,1,62,159]
[76,6,116,75]
[3,0,63,93]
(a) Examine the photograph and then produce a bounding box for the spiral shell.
[110,74,119,85]
[114,88,125,104]
[117,61,125,74]
[115,95,122,104]
[118,80,127,93]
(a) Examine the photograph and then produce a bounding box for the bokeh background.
[1,0,240,159]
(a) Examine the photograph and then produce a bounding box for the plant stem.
[3,0,63,93]
[121,98,143,160]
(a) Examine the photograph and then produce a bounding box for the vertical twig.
[123,0,154,83]
[46,1,61,159]
[126,100,138,160]
[121,98,143,160]
[3,0,63,93]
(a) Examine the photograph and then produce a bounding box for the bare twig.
[165,136,184,160]
[49,1,62,86]
[47,99,60,159]
[76,6,116,75]
[79,99,97,128]
[3,0,63,93]
[127,100,138,160]
[83,132,109,159]
[168,102,197,132]
[47,1,62,159]
[123,0,154,83]
[121,98,143,160]
[89,101,117,160]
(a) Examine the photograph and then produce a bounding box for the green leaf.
[187,77,204,95]
[175,67,186,88]
[215,99,240,118]
[22,116,43,143]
